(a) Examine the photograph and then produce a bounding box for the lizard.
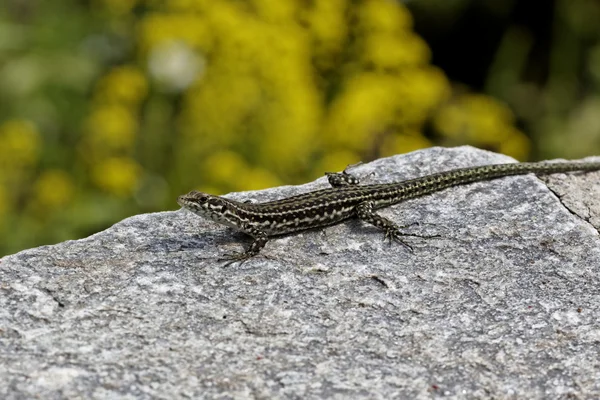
[177,160,600,261]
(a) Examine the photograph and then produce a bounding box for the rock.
[2,146,600,398]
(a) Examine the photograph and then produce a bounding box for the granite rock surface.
[2,147,600,399]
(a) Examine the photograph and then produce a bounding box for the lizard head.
[177,190,243,228]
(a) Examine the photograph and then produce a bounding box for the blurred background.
[1,0,600,256]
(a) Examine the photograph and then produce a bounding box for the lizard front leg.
[220,222,269,263]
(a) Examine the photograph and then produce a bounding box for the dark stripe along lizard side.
[177,160,600,261]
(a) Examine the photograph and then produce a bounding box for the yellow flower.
[462,94,515,141]
[435,94,515,141]
[389,68,450,126]
[250,0,297,23]
[256,74,323,170]
[313,150,361,178]
[306,0,348,58]
[197,152,283,192]
[362,32,430,69]
[358,0,413,33]
[380,131,433,157]
[95,66,148,106]
[0,119,40,168]
[181,74,261,147]
[91,157,142,196]
[407,68,451,111]
[201,151,248,185]
[324,73,402,150]
[498,127,531,161]
[84,105,138,153]
[132,0,456,192]
[138,14,214,55]
[167,0,212,12]
[33,170,75,209]
[237,167,282,191]
[433,93,531,159]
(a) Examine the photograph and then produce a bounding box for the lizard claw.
[382,229,414,252]
[393,235,414,252]
[218,251,253,266]
[218,246,267,266]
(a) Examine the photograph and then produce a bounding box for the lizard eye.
[191,191,208,202]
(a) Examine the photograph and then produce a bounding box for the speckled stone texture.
[2,146,600,399]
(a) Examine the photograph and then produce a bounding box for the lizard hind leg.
[325,162,365,188]
[325,171,360,188]
[355,201,421,252]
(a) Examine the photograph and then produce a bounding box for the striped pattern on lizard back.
[177,160,600,261]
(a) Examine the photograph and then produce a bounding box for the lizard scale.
[177,160,600,261]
